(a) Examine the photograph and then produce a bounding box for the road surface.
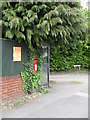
[2,72,88,118]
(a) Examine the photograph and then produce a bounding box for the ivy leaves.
[21,51,43,94]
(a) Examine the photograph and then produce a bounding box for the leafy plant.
[21,50,48,94]
[1,2,87,48]
[50,7,89,72]
[50,38,89,72]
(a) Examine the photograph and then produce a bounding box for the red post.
[33,57,38,73]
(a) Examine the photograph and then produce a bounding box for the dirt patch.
[2,92,49,112]
[71,81,83,85]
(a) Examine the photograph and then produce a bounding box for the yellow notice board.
[13,47,21,61]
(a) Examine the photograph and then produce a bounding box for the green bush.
[50,39,89,72]
[21,50,42,94]
[21,49,48,94]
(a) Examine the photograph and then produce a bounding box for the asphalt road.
[2,72,88,118]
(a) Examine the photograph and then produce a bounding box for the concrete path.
[2,72,88,118]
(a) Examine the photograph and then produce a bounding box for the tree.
[50,3,89,71]
[1,2,87,49]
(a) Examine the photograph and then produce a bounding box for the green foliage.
[50,39,89,71]
[1,2,88,81]
[21,50,41,94]
[50,6,89,72]
[21,50,48,94]
[1,2,87,48]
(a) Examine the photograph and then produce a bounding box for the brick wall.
[0,75,25,101]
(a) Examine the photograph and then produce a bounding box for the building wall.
[0,39,28,101]
[2,39,28,77]
[0,75,25,101]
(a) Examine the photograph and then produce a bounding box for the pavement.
[2,72,88,118]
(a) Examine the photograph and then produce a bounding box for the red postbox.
[33,57,38,73]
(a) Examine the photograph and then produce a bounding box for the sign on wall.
[13,47,21,61]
